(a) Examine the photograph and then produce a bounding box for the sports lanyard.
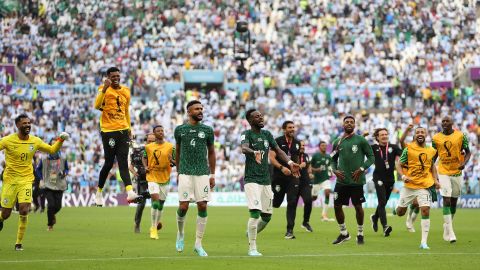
[285,135,293,156]
[379,143,388,161]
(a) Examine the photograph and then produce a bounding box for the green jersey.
[331,134,374,186]
[174,123,214,176]
[310,152,331,184]
[241,129,278,185]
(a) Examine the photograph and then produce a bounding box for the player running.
[241,109,300,256]
[432,116,471,243]
[143,125,174,240]
[174,100,215,257]
[0,114,69,251]
[396,127,440,249]
[310,141,335,222]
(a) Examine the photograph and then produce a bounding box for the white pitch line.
[1,252,480,264]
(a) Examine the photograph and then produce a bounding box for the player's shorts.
[178,174,211,202]
[147,182,168,201]
[312,181,332,196]
[333,184,365,206]
[438,174,462,198]
[1,182,32,208]
[398,187,431,208]
[245,183,273,214]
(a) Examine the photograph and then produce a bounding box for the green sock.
[443,206,451,215]
[198,210,207,218]
[325,197,329,205]
[413,207,420,214]
[158,201,164,211]
[177,209,186,217]
[450,206,457,218]
[421,215,429,220]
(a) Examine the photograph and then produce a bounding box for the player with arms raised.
[174,100,215,257]
[241,109,300,256]
[0,114,69,250]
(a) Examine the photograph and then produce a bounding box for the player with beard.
[94,67,140,206]
[0,114,69,250]
[241,109,300,256]
[174,100,216,256]
[331,116,374,245]
[432,116,471,243]
[396,127,440,249]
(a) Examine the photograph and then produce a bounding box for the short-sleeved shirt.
[241,129,278,185]
[399,143,437,189]
[96,85,131,132]
[0,134,62,184]
[174,123,214,176]
[144,141,173,183]
[432,130,469,176]
[310,152,331,184]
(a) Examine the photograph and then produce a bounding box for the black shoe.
[0,220,3,231]
[301,222,313,232]
[284,231,296,239]
[134,224,140,233]
[384,226,392,237]
[357,235,364,245]
[332,233,350,244]
[370,214,378,232]
[15,244,23,251]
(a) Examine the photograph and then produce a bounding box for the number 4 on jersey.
[190,138,196,147]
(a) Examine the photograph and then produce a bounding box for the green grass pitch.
[1,207,479,270]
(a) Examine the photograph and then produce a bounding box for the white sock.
[257,219,268,234]
[176,212,186,239]
[411,211,418,223]
[339,223,348,236]
[357,225,364,236]
[195,216,207,248]
[322,203,328,216]
[151,208,158,227]
[421,218,430,245]
[444,214,454,236]
[157,210,163,224]
[248,218,259,251]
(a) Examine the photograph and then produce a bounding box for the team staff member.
[94,66,139,206]
[331,116,374,245]
[129,134,156,233]
[432,116,471,243]
[369,128,402,237]
[0,114,69,251]
[270,121,301,239]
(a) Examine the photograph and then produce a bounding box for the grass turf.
[0,206,479,270]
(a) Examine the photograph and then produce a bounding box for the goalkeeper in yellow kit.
[0,114,69,251]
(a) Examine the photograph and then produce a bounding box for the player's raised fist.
[59,132,70,141]
[103,78,112,89]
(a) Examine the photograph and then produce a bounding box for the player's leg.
[396,187,415,217]
[285,178,299,239]
[0,183,16,231]
[97,132,117,206]
[300,182,313,232]
[192,175,211,256]
[245,183,262,256]
[446,175,461,242]
[418,190,432,249]
[332,185,351,244]
[157,183,168,230]
[15,183,33,251]
[438,174,453,241]
[148,182,160,240]
[115,131,139,203]
[351,186,366,244]
[176,174,193,252]
[322,181,333,221]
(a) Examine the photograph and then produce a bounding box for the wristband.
[287,160,294,166]
[401,175,407,181]
[209,174,215,178]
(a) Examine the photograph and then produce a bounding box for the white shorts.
[245,183,273,214]
[398,187,431,208]
[312,181,332,196]
[438,174,462,198]
[178,174,211,202]
[148,182,168,201]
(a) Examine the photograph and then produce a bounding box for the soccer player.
[369,128,402,237]
[270,121,302,239]
[0,114,69,250]
[143,125,174,240]
[93,66,139,206]
[331,116,374,245]
[432,116,471,243]
[241,109,300,256]
[130,133,156,233]
[174,100,215,257]
[396,127,440,249]
[310,141,335,222]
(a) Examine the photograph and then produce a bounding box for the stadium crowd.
[0,0,479,194]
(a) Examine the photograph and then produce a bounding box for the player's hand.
[406,123,414,131]
[300,162,307,169]
[434,180,441,190]
[209,175,215,189]
[254,151,262,164]
[351,169,364,182]
[281,166,292,176]
[333,170,345,181]
[103,78,112,90]
[59,132,70,141]
[145,167,151,174]
[309,173,314,179]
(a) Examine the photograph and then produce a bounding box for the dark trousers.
[99,130,132,188]
[45,189,63,226]
[134,179,148,226]
[33,186,45,211]
[373,180,394,227]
